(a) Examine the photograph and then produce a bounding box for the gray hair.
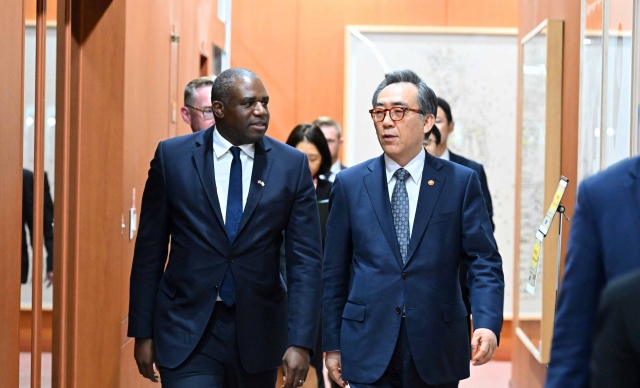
[211,68,259,104]
[184,76,215,106]
[312,116,342,137]
[371,70,437,116]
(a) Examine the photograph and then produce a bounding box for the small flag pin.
[257,180,265,186]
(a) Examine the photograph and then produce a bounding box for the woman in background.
[286,124,333,201]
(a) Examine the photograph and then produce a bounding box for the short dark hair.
[425,125,441,145]
[211,68,258,104]
[437,97,453,123]
[286,124,332,176]
[372,70,437,116]
[184,76,215,106]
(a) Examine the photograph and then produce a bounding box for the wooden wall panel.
[74,0,127,386]
[231,0,298,141]
[0,0,25,385]
[232,0,517,143]
[25,0,57,22]
[512,0,582,387]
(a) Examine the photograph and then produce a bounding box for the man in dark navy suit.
[431,97,495,329]
[546,156,640,388]
[322,70,504,387]
[128,68,323,388]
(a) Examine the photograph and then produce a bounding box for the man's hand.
[45,272,53,288]
[471,328,498,366]
[282,346,310,388]
[134,338,158,382]
[325,351,347,387]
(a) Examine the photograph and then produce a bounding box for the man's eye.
[204,109,213,114]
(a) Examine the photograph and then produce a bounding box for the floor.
[20,353,510,387]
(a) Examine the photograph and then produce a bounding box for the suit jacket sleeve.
[462,171,504,339]
[128,142,172,339]
[321,174,352,352]
[546,181,606,388]
[478,165,494,231]
[284,154,323,353]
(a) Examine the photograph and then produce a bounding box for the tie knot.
[394,168,410,182]
[229,146,241,159]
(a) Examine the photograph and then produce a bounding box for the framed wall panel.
[578,0,639,183]
[514,19,564,364]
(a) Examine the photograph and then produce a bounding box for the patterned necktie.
[391,168,410,265]
[220,146,242,306]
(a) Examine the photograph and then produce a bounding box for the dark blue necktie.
[220,146,242,306]
[391,168,410,265]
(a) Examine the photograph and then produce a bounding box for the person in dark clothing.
[22,168,54,286]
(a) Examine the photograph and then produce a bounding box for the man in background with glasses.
[322,69,504,387]
[181,76,216,132]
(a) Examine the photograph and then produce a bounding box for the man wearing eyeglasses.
[181,76,216,133]
[322,70,504,387]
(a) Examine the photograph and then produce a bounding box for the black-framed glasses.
[368,106,422,123]
[186,104,214,120]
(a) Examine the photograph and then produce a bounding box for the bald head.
[211,68,259,104]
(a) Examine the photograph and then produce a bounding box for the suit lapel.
[235,138,272,241]
[363,155,403,268]
[193,127,225,228]
[405,153,446,265]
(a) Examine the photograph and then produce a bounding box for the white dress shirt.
[384,149,425,237]
[325,160,343,183]
[212,129,255,223]
[439,148,450,161]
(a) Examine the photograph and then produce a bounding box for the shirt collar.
[384,149,425,185]
[212,127,256,159]
[439,148,450,161]
[330,160,342,174]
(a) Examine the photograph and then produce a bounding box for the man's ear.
[180,106,191,125]
[449,121,455,134]
[212,101,225,119]
[423,114,435,134]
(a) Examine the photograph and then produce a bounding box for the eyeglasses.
[368,106,422,123]
[186,105,214,120]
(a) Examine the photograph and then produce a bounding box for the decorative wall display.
[345,26,518,317]
[515,19,564,365]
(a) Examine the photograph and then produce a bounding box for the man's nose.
[381,111,395,127]
[253,102,267,115]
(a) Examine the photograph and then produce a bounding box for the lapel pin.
[428,180,435,186]
[257,180,265,187]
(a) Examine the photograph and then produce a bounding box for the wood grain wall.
[0,0,25,385]
[52,0,226,387]
[511,0,582,387]
[230,0,518,142]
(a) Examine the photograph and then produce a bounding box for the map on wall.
[345,28,518,316]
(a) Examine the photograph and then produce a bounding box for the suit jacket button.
[396,307,402,314]
[228,257,234,263]
[402,272,409,280]
[213,285,218,292]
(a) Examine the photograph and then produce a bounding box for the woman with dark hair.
[286,123,333,201]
